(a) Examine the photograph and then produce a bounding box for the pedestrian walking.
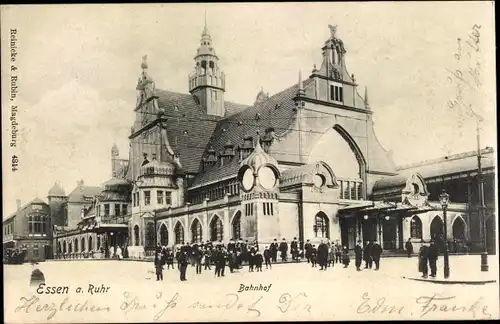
[270,239,278,263]
[179,251,188,281]
[154,252,164,281]
[342,246,350,268]
[334,241,342,264]
[195,248,203,274]
[405,238,413,258]
[428,240,439,277]
[255,251,263,272]
[371,241,383,270]
[279,238,288,262]
[291,238,299,261]
[264,246,272,269]
[418,244,429,278]
[363,241,373,269]
[304,239,312,263]
[318,240,329,270]
[354,241,363,271]
[311,245,317,268]
[328,246,335,267]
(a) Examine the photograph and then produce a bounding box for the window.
[104,204,110,216]
[114,204,120,217]
[132,194,135,207]
[165,192,172,205]
[210,216,223,242]
[357,182,363,200]
[350,181,357,200]
[28,214,47,235]
[144,191,151,205]
[330,84,343,102]
[174,223,185,245]
[245,203,254,216]
[122,204,128,216]
[263,203,274,216]
[232,212,241,239]
[157,190,164,205]
[191,219,203,243]
[410,216,423,239]
[344,181,350,199]
[314,212,330,238]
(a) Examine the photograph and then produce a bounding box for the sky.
[1,3,496,216]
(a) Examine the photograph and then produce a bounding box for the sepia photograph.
[1,2,498,322]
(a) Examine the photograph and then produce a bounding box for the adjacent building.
[3,198,51,262]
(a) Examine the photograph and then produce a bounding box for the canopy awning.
[94,223,128,233]
[339,200,436,218]
[338,201,374,213]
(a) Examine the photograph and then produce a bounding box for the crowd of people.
[151,237,387,281]
[3,248,27,264]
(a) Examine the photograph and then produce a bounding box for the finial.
[202,10,210,36]
[297,70,305,96]
[364,86,370,107]
[328,24,338,39]
[141,55,148,70]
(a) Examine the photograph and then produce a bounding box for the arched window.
[58,241,62,253]
[210,215,224,242]
[174,222,185,245]
[68,242,72,253]
[159,224,168,246]
[209,61,215,70]
[231,211,241,240]
[63,241,67,254]
[314,212,330,239]
[81,237,86,252]
[97,236,101,250]
[430,216,444,240]
[88,236,93,251]
[75,238,79,252]
[410,216,423,239]
[452,217,466,240]
[191,219,203,243]
[134,225,140,246]
[34,215,40,233]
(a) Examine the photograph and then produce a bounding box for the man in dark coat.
[354,240,363,271]
[371,241,383,270]
[154,252,164,281]
[270,239,279,263]
[418,244,429,278]
[179,251,188,281]
[317,240,329,270]
[304,239,312,263]
[195,247,203,274]
[405,238,413,258]
[363,241,373,269]
[427,240,439,277]
[228,239,236,253]
[342,246,350,268]
[291,237,299,261]
[311,245,317,267]
[263,246,272,269]
[279,238,288,262]
[334,240,342,264]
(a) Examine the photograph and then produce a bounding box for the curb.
[403,276,497,285]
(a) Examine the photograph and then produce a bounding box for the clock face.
[258,166,276,190]
[242,168,254,191]
[313,174,325,188]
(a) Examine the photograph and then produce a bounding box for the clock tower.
[237,132,281,249]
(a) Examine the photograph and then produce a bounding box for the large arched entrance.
[159,223,168,246]
[314,212,330,239]
[191,219,202,243]
[232,211,242,240]
[210,215,224,242]
[174,222,185,245]
[74,238,79,253]
[452,217,466,240]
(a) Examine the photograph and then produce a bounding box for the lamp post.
[476,118,489,272]
[439,189,450,279]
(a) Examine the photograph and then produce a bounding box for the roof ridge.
[396,147,494,170]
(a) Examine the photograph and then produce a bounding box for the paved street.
[4,255,499,322]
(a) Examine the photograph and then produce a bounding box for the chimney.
[78,179,84,186]
[16,199,21,210]
[239,134,254,160]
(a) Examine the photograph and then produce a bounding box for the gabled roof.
[67,185,102,203]
[4,197,48,222]
[190,80,313,188]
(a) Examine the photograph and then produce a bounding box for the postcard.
[2,2,498,323]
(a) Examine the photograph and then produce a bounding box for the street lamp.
[439,189,450,279]
[476,118,489,272]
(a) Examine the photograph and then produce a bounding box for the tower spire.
[297,70,305,96]
[202,10,209,36]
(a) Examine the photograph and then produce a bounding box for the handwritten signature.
[416,294,492,319]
